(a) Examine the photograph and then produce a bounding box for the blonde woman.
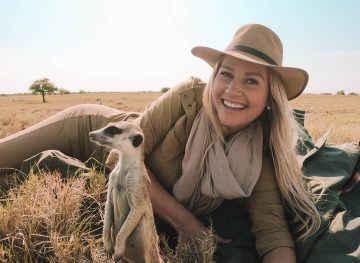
[0,24,320,262]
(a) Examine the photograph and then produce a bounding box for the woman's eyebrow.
[220,65,234,71]
[245,72,265,81]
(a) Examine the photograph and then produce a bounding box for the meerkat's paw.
[114,254,124,263]
[114,241,126,261]
[105,247,114,259]
[103,239,114,258]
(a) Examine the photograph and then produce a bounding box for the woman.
[0,24,321,262]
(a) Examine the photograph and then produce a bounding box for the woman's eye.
[220,71,233,78]
[246,78,259,85]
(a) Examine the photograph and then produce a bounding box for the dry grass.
[1,92,359,144]
[0,170,108,262]
[0,169,216,262]
[0,92,160,139]
[290,94,360,144]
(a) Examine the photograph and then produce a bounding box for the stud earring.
[266,105,271,110]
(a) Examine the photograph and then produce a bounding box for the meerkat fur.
[89,121,163,263]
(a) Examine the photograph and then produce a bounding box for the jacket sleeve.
[134,77,196,159]
[245,154,295,257]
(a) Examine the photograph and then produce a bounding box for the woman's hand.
[176,212,232,246]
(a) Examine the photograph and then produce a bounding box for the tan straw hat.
[191,24,308,100]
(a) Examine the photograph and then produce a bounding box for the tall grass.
[0,170,216,262]
[0,170,108,262]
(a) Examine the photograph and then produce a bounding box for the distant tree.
[58,88,71,95]
[348,92,359,96]
[29,78,58,103]
[161,87,170,93]
[79,90,86,94]
[336,90,345,95]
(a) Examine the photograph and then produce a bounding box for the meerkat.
[89,121,163,263]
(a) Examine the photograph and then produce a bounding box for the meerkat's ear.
[131,134,143,147]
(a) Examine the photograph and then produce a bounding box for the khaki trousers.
[0,104,139,172]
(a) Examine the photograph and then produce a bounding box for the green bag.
[293,110,360,263]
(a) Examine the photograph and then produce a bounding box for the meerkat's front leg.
[114,170,147,260]
[114,205,145,260]
[103,178,115,258]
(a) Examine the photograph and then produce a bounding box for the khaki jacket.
[138,76,294,257]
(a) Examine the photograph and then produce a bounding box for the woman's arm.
[246,155,295,258]
[262,247,296,263]
[146,166,231,244]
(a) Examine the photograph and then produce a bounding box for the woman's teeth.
[223,99,246,110]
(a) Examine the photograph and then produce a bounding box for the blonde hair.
[202,59,321,240]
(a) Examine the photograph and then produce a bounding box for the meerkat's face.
[89,122,144,152]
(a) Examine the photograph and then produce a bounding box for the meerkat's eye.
[104,126,123,136]
[131,134,143,147]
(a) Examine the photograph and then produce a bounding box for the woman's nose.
[226,79,245,95]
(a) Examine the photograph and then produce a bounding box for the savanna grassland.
[0,91,359,262]
[0,92,359,144]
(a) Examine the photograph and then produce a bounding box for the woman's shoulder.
[143,76,205,111]
[174,76,206,112]
[170,76,206,102]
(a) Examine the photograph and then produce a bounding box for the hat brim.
[191,46,308,100]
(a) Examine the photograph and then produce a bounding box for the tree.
[336,90,345,95]
[29,78,58,103]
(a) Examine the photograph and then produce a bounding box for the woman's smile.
[221,99,248,110]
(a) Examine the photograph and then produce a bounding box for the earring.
[266,106,271,110]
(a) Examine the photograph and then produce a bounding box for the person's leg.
[202,200,260,263]
[0,104,139,170]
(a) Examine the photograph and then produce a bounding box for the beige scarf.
[173,108,263,216]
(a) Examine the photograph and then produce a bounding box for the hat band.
[231,45,278,66]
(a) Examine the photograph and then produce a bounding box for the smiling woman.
[211,57,269,134]
[0,24,320,263]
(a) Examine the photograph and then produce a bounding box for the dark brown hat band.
[231,44,278,66]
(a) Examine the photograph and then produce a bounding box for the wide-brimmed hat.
[191,24,308,100]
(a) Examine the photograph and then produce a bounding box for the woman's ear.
[131,134,143,148]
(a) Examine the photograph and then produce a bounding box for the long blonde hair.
[202,59,321,240]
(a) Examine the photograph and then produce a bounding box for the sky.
[0,0,359,94]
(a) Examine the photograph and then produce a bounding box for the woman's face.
[212,56,269,134]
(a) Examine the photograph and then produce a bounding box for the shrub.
[348,92,359,96]
[161,87,170,93]
[58,88,71,95]
[336,90,345,95]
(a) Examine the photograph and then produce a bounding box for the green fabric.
[291,113,360,263]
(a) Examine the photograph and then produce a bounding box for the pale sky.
[1,0,359,94]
